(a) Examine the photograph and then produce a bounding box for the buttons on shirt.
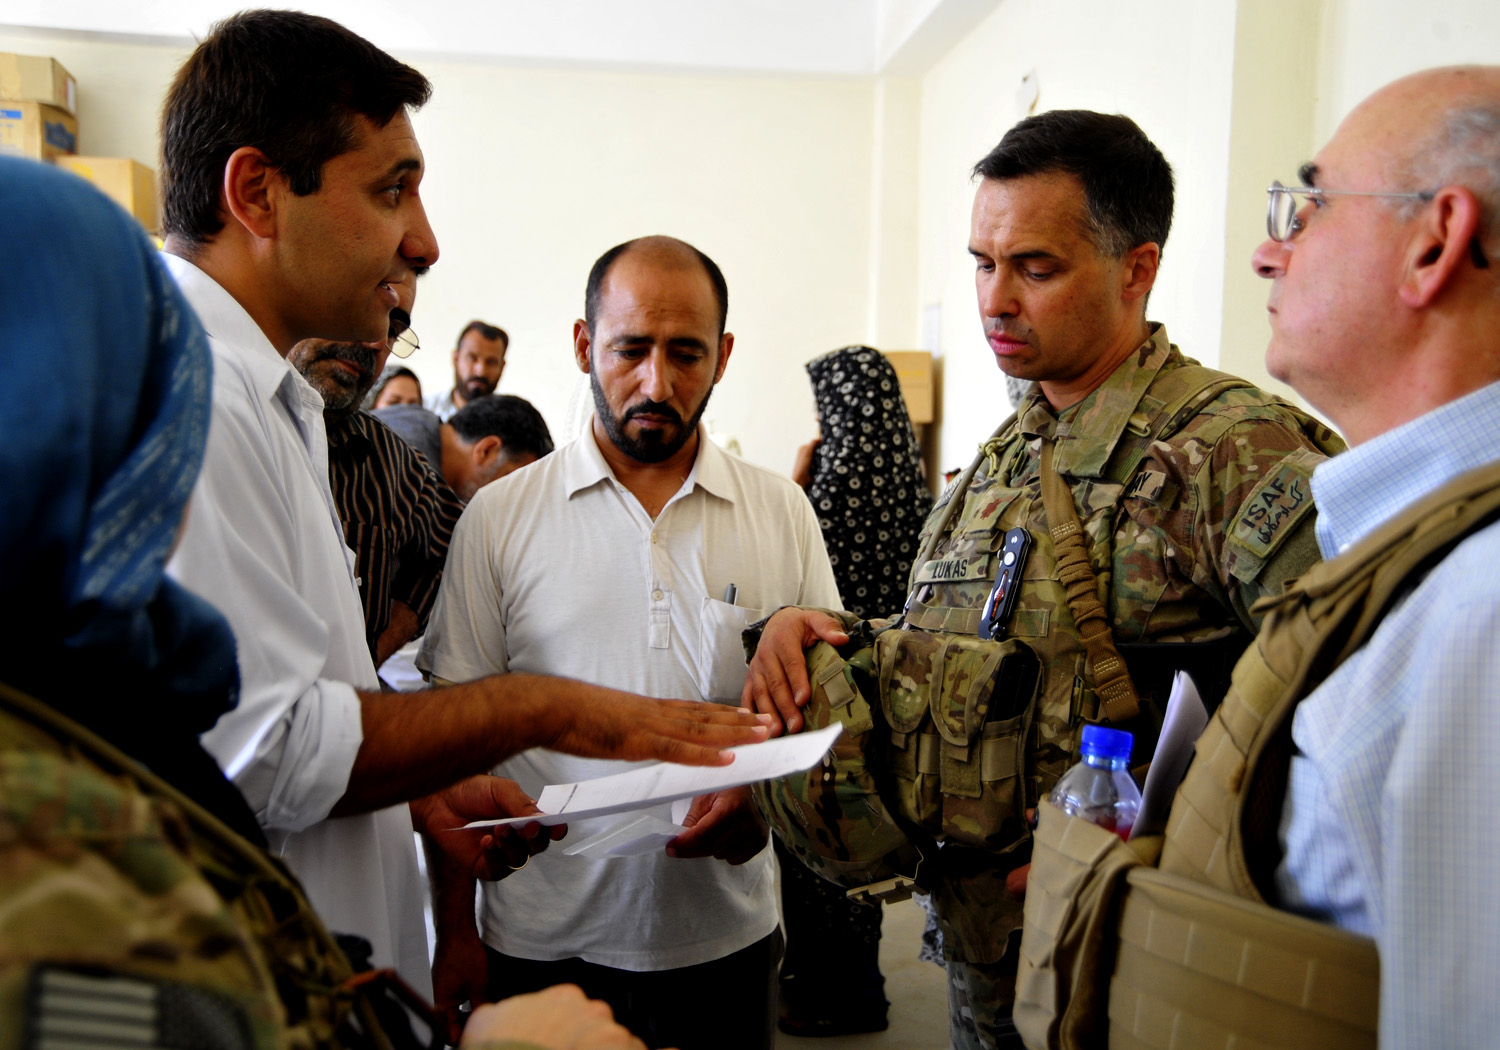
[652,589,664,601]
[651,532,659,544]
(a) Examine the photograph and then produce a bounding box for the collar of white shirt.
[158,251,311,416]
[564,421,739,507]
[1311,376,1500,556]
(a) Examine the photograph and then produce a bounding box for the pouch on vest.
[753,625,927,889]
[875,628,1040,855]
[1014,800,1378,1050]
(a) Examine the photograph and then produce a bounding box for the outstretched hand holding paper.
[460,721,843,830]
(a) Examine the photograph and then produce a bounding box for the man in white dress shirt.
[419,236,840,1049]
[1250,66,1500,1048]
[157,10,770,1000]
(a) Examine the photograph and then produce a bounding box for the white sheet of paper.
[1132,670,1210,839]
[560,798,693,858]
[561,814,684,857]
[461,722,843,830]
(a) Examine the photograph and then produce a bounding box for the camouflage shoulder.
[1174,382,1345,457]
[1160,405,1329,589]
[0,747,285,1050]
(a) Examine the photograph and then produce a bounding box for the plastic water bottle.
[1048,725,1141,840]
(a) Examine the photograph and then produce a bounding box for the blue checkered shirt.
[1275,378,1500,1050]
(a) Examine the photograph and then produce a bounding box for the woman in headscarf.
[777,345,933,1036]
[0,153,255,838]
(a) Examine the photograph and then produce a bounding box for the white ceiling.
[0,0,1001,77]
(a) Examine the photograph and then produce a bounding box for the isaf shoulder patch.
[1226,448,1320,577]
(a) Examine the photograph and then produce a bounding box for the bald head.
[1341,66,1500,245]
[585,236,728,339]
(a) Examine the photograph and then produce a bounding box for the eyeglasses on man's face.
[1265,180,1489,268]
[387,307,420,359]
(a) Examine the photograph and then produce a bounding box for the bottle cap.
[1080,724,1134,762]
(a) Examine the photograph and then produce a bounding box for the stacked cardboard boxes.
[1,52,159,231]
[0,53,78,162]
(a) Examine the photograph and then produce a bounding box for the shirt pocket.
[696,596,765,702]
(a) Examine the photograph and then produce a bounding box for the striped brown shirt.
[326,411,465,659]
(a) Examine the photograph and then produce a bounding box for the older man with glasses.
[287,281,468,672]
[1240,66,1500,1047]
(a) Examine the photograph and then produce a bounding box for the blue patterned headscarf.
[0,157,248,828]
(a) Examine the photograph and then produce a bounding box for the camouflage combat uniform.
[764,325,1343,1050]
[0,681,532,1050]
[920,325,1341,1046]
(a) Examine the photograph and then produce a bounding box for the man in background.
[420,236,840,1050]
[426,319,507,420]
[373,394,555,692]
[377,393,553,500]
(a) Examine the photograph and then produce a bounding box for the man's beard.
[459,374,496,401]
[591,368,712,464]
[309,343,377,418]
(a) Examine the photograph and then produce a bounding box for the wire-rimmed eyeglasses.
[1266,180,1489,269]
[387,307,420,359]
[1266,180,1434,242]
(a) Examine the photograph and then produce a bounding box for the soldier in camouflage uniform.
[744,110,1343,1049]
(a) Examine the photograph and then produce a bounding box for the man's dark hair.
[972,110,1174,258]
[456,321,509,350]
[584,237,729,339]
[160,9,432,247]
[449,395,554,459]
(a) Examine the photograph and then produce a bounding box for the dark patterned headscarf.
[0,157,256,839]
[805,347,932,620]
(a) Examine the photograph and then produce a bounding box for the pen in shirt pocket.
[723,583,738,605]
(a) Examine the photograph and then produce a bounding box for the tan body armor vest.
[1014,458,1500,1050]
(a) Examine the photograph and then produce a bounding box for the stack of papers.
[460,723,844,857]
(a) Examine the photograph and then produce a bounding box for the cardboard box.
[0,53,77,115]
[57,156,159,232]
[881,350,935,424]
[0,101,78,163]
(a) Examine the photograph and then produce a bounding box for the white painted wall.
[408,60,878,464]
[913,0,1239,476]
[1316,0,1500,143]
[8,0,1500,477]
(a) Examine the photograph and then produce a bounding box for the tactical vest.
[755,356,1339,963]
[1013,457,1500,1050]
[0,683,444,1050]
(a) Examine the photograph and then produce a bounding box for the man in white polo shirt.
[421,236,839,1050]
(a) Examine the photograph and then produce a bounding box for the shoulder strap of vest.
[1041,437,1141,723]
[1105,365,1252,485]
